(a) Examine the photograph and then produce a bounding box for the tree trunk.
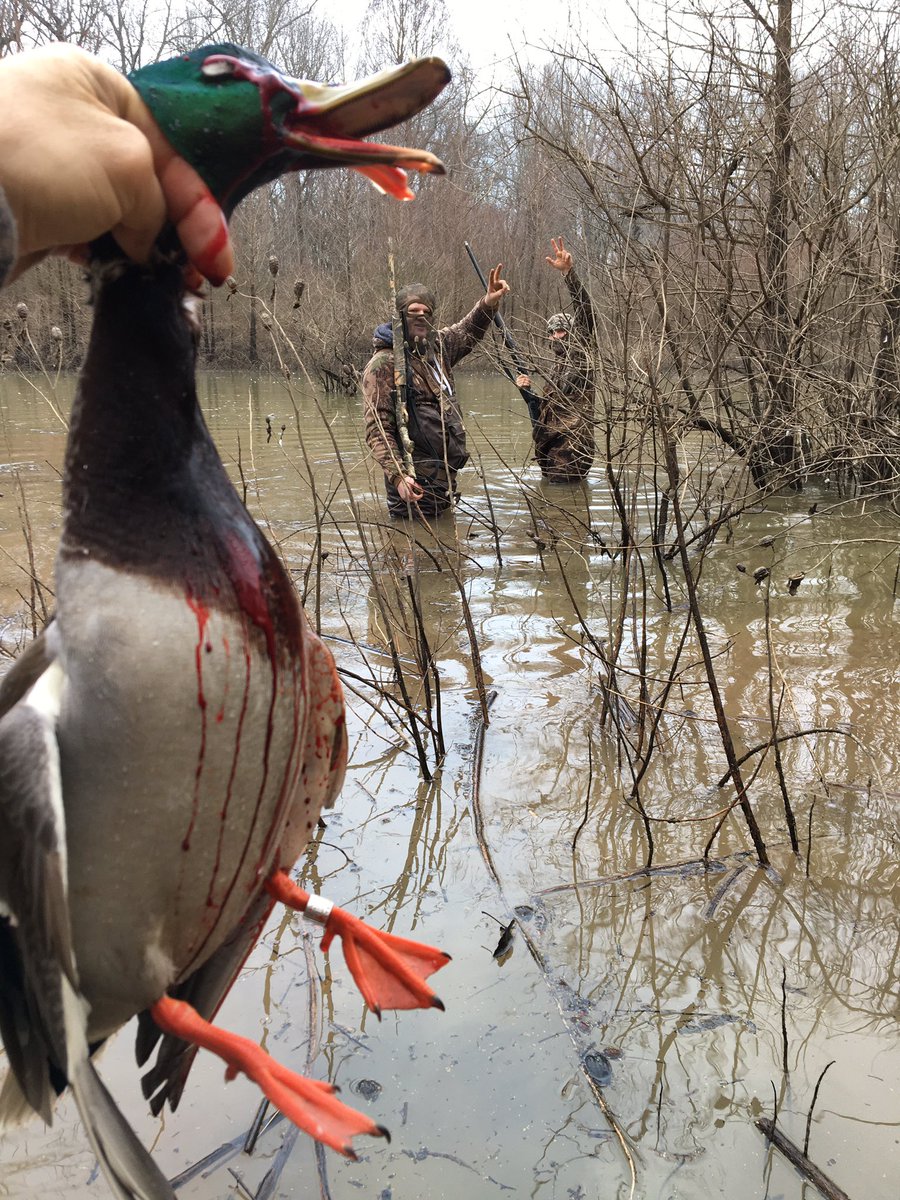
[873,229,900,422]
[761,0,797,472]
[248,279,258,366]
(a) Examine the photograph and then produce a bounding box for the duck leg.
[265,871,451,1017]
[149,996,387,1158]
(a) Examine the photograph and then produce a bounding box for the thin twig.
[571,736,594,854]
[804,1061,835,1158]
[781,965,789,1076]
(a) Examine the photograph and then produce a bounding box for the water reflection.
[0,370,897,1199]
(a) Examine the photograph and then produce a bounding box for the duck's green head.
[129,45,450,214]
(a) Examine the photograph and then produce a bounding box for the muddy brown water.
[0,370,898,1199]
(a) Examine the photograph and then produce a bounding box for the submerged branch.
[537,855,735,897]
[756,1117,851,1200]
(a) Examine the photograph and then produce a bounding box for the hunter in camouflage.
[362,266,509,518]
[516,238,598,483]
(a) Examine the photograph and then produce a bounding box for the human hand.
[484,263,509,311]
[397,475,424,503]
[516,374,531,389]
[545,237,572,275]
[0,44,233,286]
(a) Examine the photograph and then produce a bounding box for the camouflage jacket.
[362,297,494,516]
[529,267,597,482]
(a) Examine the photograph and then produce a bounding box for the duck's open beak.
[205,54,450,200]
[284,58,450,199]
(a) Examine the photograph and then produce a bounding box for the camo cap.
[547,312,573,334]
[396,284,437,314]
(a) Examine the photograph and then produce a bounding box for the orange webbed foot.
[266,871,451,1018]
[150,996,388,1158]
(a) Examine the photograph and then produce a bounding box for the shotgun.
[464,241,541,428]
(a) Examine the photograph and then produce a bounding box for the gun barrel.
[464,242,529,376]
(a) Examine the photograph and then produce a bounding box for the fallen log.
[756,1117,851,1200]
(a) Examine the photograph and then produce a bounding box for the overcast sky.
[335,0,642,78]
[442,0,570,71]
[447,0,641,70]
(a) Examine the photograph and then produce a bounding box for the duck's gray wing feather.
[0,660,175,1199]
[0,624,55,722]
[0,661,73,1124]
[69,1054,176,1199]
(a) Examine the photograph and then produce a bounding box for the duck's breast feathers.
[52,559,306,1033]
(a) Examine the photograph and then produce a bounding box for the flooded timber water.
[0,369,898,1200]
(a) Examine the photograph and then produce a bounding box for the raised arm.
[439,263,510,364]
[547,236,595,339]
